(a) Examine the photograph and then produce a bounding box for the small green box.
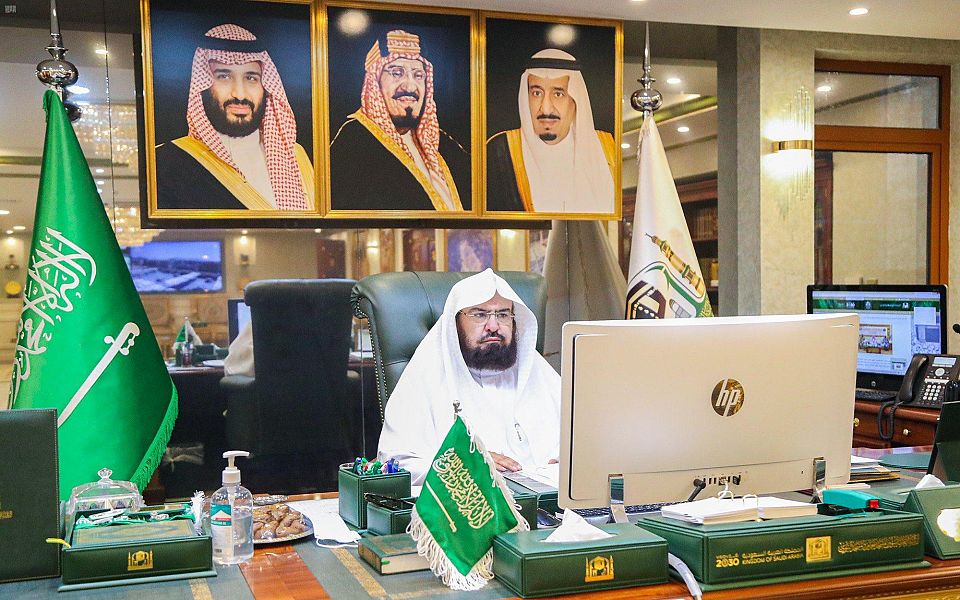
[903,484,960,559]
[60,508,213,588]
[366,500,414,536]
[640,510,926,588]
[504,475,558,515]
[492,523,668,598]
[512,492,539,531]
[338,465,411,529]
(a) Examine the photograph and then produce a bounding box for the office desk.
[853,400,938,448]
[6,456,960,600]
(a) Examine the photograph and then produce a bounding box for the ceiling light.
[0,210,9,216]
[67,85,89,95]
[621,142,631,149]
[4,230,11,235]
[12,226,25,231]
[849,7,869,15]
[95,48,109,55]
[816,84,832,92]
[677,126,690,133]
[240,229,248,235]
[95,168,104,174]
[314,228,322,233]
[97,188,103,193]
[666,77,682,85]
[96,180,105,185]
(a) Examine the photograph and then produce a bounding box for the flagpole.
[630,23,663,122]
[36,0,81,121]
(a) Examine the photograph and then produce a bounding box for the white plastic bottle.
[210,450,254,565]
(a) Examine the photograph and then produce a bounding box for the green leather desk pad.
[641,510,925,586]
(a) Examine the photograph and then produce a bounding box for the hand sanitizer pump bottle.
[210,451,254,565]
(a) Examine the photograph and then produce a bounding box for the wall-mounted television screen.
[123,240,224,293]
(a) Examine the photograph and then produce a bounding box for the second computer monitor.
[808,284,947,391]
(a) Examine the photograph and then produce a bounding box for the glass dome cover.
[66,467,143,516]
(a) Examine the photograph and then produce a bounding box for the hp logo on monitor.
[711,379,744,416]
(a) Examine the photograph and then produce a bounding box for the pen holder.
[338,464,411,529]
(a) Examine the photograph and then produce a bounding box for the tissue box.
[903,484,960,559]
[338,465,411,529]
[492,523,668,598]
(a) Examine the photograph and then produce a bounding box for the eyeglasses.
[459,309,515,324]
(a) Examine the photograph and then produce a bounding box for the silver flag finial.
[630,22,662,119]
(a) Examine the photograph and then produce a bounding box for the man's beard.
[391,106,421,131]
[460,332,518,371]
[202,88,268,138]
[536,113,561,142]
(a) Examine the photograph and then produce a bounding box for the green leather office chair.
[350,271,547,423]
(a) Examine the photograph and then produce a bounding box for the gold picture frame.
[324,1,482,220]
[140,0,324,220]
[480,11,623,221]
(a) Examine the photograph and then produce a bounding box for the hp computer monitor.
[807,285,946,391]
[559,314,858,509]
[227,299,251,343]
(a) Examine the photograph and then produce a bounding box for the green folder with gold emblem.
[492,523,668,598]
[640,510,927,590]
[60,507,214,589]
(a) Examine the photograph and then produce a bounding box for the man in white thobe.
[377,269,560,485]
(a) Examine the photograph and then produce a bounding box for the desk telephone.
[878,354,960,441]
[897,354,960,408]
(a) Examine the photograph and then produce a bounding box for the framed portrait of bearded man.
[326,3,478,218]
[482,14,622,220]
[139,0,320,220]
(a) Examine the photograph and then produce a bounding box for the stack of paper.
[850,455,900,483]
[660,497,759,525]
[661,496,818,525]
[755,497,818,519]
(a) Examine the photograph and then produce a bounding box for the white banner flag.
[626,117,713,319]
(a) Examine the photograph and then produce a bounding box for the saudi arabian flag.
[408,416,528,590]
[10,90,178,501]
[626,116,713,319]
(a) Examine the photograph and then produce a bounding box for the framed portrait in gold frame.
[445,229,496,272]
[325,1,480,219]
[481,12,622,221]
[139,0,322,221]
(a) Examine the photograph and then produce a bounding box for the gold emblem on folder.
[584,555,615,582]
[127,550,154,571]
[806,536,832,562]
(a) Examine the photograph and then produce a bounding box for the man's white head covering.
[518,49,614,213]
[377,269,560,484]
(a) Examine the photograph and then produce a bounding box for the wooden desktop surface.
[239,453,960,600]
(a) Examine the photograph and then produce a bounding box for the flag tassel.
[128,387,179,492]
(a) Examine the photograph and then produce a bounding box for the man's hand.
[490,452,522,472]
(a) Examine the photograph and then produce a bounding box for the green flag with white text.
[408,416,528,590]
[10,90,178,501]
